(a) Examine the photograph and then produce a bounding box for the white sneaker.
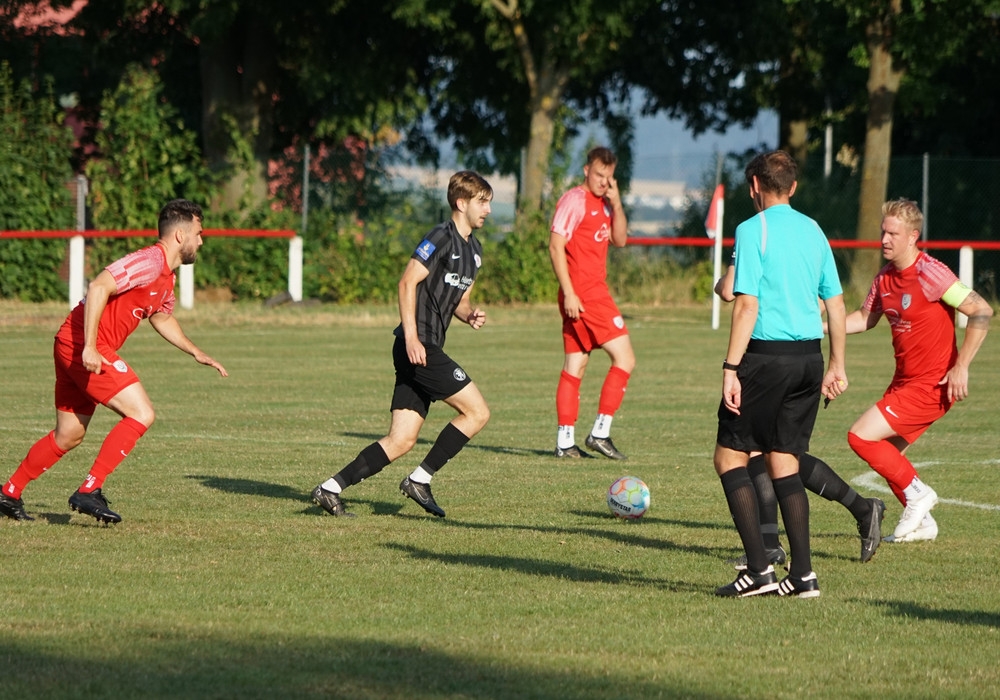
[884,514,938,543]
[893,487,938,539]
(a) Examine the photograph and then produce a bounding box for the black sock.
[747,454,781,549]
[419,423,470,474]
[720,468,769,573]
[773,474,811,578]
[799,453,871,522]
[334,442,391,490]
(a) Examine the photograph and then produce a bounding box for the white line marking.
[852,466,1000,512]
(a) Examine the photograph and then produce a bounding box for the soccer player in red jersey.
[548,146,634,460]
[0,199,228,524]
[845,199,992,542]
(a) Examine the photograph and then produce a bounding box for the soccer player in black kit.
[312,171,493,518]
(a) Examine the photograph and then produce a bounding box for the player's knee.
[384,434,418,457]
[55,426,86,452]
[130,406,155,429]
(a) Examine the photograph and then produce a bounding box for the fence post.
[179,264,194,309]
[957,245,973,329]
[921,153,930,242]
[68,174,88,309]
[288,236,303,302]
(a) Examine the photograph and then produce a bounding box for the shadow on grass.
[186,475,303,500]
[342,431,553,457]
[869,600,1000,628]
[1,634,716,699]
[382,541,703,592]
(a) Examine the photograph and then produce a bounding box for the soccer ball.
[607,476,650,520]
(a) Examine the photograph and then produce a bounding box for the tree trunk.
[780,118,809,165]
[198,12,276,211]
[519,95,557,216]
[852,7,904,297]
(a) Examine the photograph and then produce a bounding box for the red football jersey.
[550,186,616,300]
[56,243,177,353]
[863,251,960,388]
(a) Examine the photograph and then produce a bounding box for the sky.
[577,110,779,186]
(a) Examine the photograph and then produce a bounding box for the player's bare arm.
[837,307,880,335]
[821,294,848,401]
[722,294,759,414]
[398,258,430,366]
[940,289,993,401]
[548,232,583,318]
[714,265,736,302]
[453,286,486,330]
[148,313,228,377]
[605,177,628,248]
[81,270,118,374]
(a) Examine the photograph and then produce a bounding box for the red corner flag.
[705,184,724,238]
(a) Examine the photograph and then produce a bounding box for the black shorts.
[716,340,824,455]
[390,335,472,418]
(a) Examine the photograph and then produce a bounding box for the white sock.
[903,477,934,502]
[409,466,433,484]
[557,425,575,450]
[591,414,613,439]
[321,478,341,494]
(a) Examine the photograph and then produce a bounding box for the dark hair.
[744,150,797,195]
[447,171,493,210]
[158,199,203,238]
[586,146,617,168]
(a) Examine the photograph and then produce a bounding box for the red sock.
[598,366,631,416]
[848,432,916,501]
[556,371,582,426]
[79,417,147,493]
[3,431,67,499]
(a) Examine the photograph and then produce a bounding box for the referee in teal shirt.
[713,150,848,599]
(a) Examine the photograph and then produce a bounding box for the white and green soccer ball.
[607,475,650,520]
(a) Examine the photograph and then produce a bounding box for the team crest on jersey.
[453,368,467,382]
[613,315,624,329]
[474,254,482,268]
[112,360,129,373]
[415,239,436,261]
[901,293,911,310]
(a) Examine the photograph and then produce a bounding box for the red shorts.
[561,293,628,354]
[53,338,141,415]
[877,381,952,444]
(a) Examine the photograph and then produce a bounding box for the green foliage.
[84,64,217,270]
[85,64,215,228]
[476,212,559,304]
[305,212,416,304]
[0,62,75,301]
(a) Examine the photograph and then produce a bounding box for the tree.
[833,0,1000,293]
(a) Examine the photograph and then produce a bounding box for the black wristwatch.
[722,360,740,371]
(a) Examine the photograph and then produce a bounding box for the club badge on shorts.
[453,368,467,381]
[112,360,129,373]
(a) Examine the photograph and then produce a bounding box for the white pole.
[288,236,303,302]
[957,245,973,329]
[711,197,725,330]
[179,263,194,310]
[68,174,88,308]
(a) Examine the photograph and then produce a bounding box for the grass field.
[1,301,998,699]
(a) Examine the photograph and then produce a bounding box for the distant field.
[1,302,998,699]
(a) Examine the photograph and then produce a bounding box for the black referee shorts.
[390,335,473,418]
[716,340,824,455]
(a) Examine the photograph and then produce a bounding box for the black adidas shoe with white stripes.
[714,565,779,597]
[777,571,821,598]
